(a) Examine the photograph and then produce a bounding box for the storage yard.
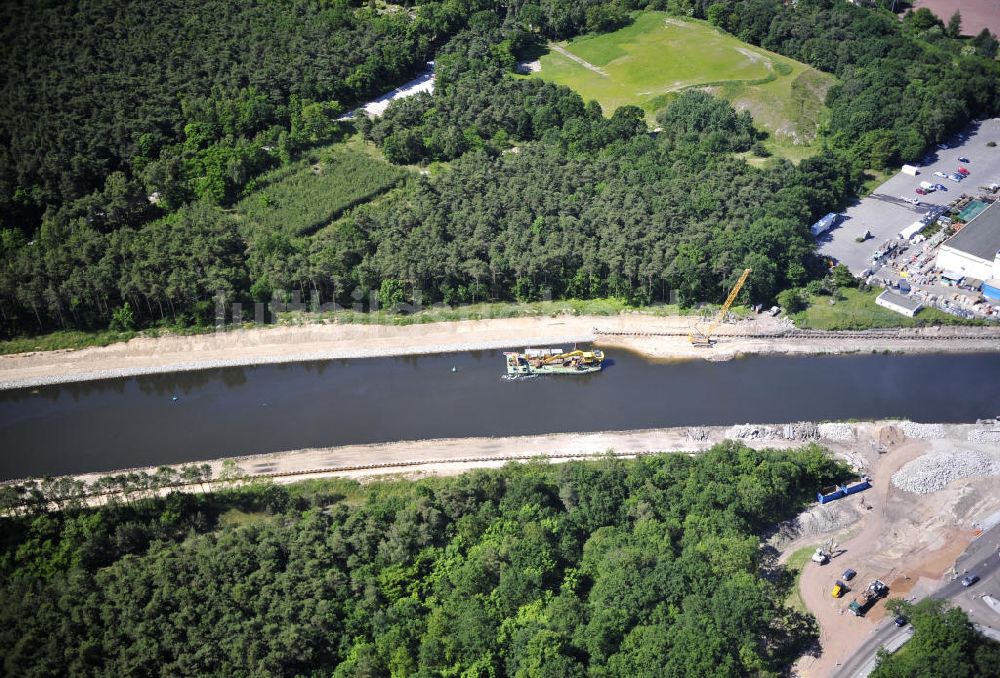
[773,419,1000,676]
[817,117,1000,321]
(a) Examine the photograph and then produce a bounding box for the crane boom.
[689,267,751,347]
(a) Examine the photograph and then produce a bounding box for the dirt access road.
[4,313,1000,390]
[781,423,1000,676]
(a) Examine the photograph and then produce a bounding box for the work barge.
[504,347,605,375]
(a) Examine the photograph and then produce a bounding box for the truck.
[919,181,935,191]
[810,212,840,237]
[848,579,888,616]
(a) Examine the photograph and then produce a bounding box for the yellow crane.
[689,267,752,347]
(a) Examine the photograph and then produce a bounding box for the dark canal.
[2,350,999,479]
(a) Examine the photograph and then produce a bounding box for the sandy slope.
[3,314,1000,390]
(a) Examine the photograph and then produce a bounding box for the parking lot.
[817,117,1000,275]
[814,118,1000,320]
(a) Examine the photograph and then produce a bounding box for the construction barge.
[504,348,605,375]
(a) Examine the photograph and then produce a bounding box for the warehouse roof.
[943,201,1000,261]
[876,290,922,313]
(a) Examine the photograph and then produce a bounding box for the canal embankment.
[4,350,1000,480]
[3,314,1000,391]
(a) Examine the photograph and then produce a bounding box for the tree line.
[0,443,848,676]
[3,0,999,339]
[0,464,217,516]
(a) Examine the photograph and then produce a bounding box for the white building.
[935,201,1000,281]
[875,290,922,317]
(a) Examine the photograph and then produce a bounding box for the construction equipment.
[689,268,752,347]
[811,540,837,565]
[848,579,888,616]
[505,347,605,375]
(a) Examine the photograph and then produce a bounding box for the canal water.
[1,350,999,479]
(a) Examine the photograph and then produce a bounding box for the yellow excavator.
[539,349,604,366]
[689,267,751,347]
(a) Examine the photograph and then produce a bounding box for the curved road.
[834,522,1000,678]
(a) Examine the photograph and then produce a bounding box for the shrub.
[776,287,808,313]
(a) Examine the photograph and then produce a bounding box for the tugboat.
[504,347,605,375]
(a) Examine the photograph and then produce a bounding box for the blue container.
[840,478,871,496]
[817,486,846,504]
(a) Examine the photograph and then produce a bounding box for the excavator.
[506,346,606,375]
[536,348,604,368]
[688,267,752,347]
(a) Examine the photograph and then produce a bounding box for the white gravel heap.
[687,427,710,441]
[782,422,819,440]
[818,423,855,441]
[968,429,1000,444]
[897,421,946,439]
[891,450,1000,495]
[729,424,781,440]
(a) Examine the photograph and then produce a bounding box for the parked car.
[958,156,970,163]
[894,616,908,627]
[832,581,847,598]
[938,143,950,150]
[915,188,927,195]
[842,568,857,581]
[961,574,980,587]
[957,167,970,175]
[947,174,963,182]
[934,183,947,191]
[934,171,948,178]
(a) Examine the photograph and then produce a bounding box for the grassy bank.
[784,545,817,615]
[0,330,138,356]
[791,287,983,330]
[286,297,698,325]
[0,299,695,355]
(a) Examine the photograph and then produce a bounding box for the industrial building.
[875,290,923,317]
[935,200,1000,281]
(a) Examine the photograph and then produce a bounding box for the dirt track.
[3,313,1000,390]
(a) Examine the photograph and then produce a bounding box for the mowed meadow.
[530,12,835,160]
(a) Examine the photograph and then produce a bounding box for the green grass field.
[531,12,835,159]
[235,143,407,238]
[792,287,983,330]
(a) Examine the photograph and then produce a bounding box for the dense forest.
[1,0,998,339]
[0,443,847,676]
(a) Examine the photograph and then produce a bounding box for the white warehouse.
[935,201,1000,281]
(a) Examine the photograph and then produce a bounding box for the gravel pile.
[968,429,1000,444]
[891,450,1000,494]
[818,423,855,440]
[729,424,781,440]
[782,422,819,440]
[687,427,710,441]
[897,421,946,439]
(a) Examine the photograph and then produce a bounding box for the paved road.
[833,522,1000,678]
[818,118,1000,275]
